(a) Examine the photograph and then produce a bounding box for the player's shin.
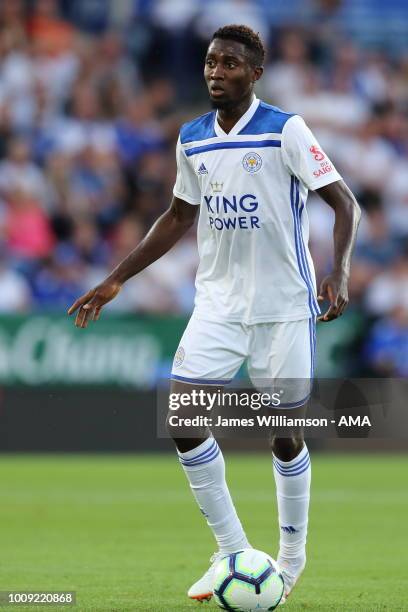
[177,436,251,554]
[271,439,311,562]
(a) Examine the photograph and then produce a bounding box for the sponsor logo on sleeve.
[310,145,334,178]
[313,160,333,178]
[309,145,325,161]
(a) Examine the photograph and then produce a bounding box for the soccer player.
[68,25,360,604]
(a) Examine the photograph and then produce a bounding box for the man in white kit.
[68,25,361,604]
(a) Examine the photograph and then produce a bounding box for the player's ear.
[252,65,263,82]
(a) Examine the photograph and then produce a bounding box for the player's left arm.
[314,180,361,322]
[281,115,361,322]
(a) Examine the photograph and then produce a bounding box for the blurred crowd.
[0,0,407,375]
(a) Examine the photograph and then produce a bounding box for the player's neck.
[216,94,254,134]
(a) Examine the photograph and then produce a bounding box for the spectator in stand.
[28,0,79,115]
[67,145,124,229]
[364,252,408,318]
[0,136,56,273]
[115,95,165,167]
[31,244,87,311]
[0,0,26,44]
[263,29,313,111]
[27,0,75,55]
[0,19,36,132]
[104,214,179,314]
[0,137,54,211]
[354,192,401,270]
[347,194,403,307]
[69,216,110,266]
[3,185,55,264]
[384,153,408,239]
[44,83,116,157]
[335,116,397,194]
[93,31,141,105]
[0,246,30,312]
[364,306,408,376]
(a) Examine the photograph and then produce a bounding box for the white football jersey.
[173,96,341,324]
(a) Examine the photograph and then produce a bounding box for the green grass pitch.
[0,453,407,611]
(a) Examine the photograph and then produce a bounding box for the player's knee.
[165,412,209,453]
[270,434,304,462]
[165,409,209,445]
[166,410,188,439]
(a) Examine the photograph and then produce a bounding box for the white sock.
[178,437,250,554]
[273,444,311,560]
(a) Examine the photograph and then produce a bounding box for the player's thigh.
[171,312,247,385]
[247,317,316,408]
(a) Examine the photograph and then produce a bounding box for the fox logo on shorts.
[174,346,185,368]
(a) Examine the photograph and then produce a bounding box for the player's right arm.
[67,196,198,328]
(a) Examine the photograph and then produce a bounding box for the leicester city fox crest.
[242,151,262,173]
[174,346,185,367]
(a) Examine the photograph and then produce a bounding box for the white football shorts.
[171,312,316,408]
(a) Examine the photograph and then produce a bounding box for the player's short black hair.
[211,24,265,67]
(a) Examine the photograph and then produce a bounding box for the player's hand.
[317,272,348,322]
[67,279,122,328]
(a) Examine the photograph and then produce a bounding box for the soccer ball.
[213,548,284,611]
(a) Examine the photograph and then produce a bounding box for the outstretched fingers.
[67,290,94,316]
[93,306,102,321]
[74,304,90,328]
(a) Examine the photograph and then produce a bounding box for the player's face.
[204,39,259,110]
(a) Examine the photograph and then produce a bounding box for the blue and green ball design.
[213,549,284,612]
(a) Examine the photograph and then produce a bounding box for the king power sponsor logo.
[204,193,260,230]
